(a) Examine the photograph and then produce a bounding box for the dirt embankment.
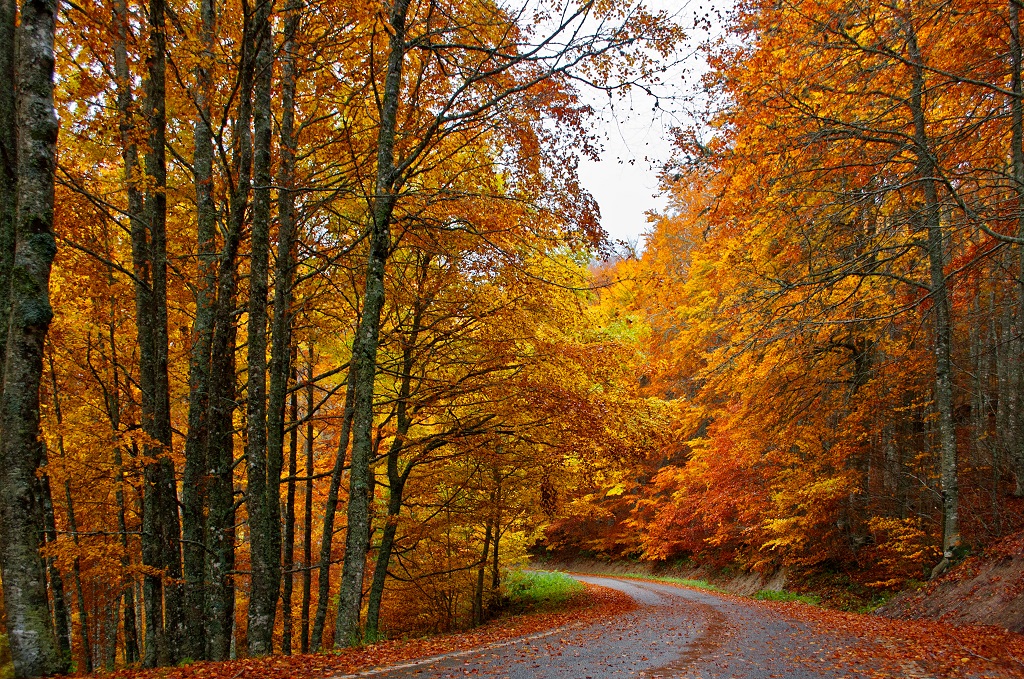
[877,531,1024,633]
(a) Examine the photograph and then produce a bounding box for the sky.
[575,0,729,250]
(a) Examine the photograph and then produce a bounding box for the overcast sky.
[576,0,729,250]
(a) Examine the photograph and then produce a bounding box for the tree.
[0,0,68,674]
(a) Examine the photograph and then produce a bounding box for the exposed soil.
[877,530,1024,634]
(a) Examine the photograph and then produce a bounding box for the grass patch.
[634,575,724,592]
[753,589,820,605]
[504,570,585,611]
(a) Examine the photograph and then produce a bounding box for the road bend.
[335,574,909,679]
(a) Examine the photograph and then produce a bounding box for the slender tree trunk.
[906,26,960,574]
[0,0,14,375]
[106,297,139,665]
[300,348,314,653]
[38,464,71,664]
[205,0,258,655]
[180,0,219,659]
[110,3,143,663]
[0,0,67,673]
[472,521,492,626]
[335,0,412,647]
[48,355,92,672]
[281,365,298,654]
[1009,0,1024,497]
[110,13,145,664]
[310,376,356,651]
[366,288,426,639]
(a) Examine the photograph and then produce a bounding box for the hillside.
[878,530,1024,633]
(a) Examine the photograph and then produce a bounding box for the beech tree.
[0,0,68,675]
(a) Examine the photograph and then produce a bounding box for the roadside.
[559,570,1024,679]
[102,580,634,679]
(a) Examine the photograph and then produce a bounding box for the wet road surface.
[335,575,901,679]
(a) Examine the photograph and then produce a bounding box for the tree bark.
[335,0,412,647]
[0,0,67,673]
[1008,0,1024,497]
[38,462,71,664]
[281,365,298,654]
[0,0,14,376]
[300,347,314,654]
[245,0,280,655]
[180,0,218,659]
[47,355,92,672]
[365,284,426,639]
[905,24,960,573]
[310,375,355,651]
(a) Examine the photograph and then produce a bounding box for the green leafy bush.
[503,570,584,611]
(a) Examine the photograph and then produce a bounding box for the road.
[335,574,908,679]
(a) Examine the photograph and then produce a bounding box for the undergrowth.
[503,571,585,612]
[753,589,820,605]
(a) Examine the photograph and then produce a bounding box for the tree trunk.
[0,0,67,673]
[472,520,492,626]
[0,0,14,376]
[47,355,92,672]
[310,375,356,652]
[1009,0,1024,497]
[38,463,71,664]
[300,347,314,653]
[244,0,279,654]
[365,286,426,639]
[180,0,218,659]
[132,0,184,663]
[281,366,298,654]
[905,25,960,574]
[335,0,412,647]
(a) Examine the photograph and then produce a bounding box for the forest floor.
[100,573,1024,679]
[327,575,1024,679]
[877,530,1024,633]
[105,584,635,679]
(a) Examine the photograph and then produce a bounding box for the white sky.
[577,0,730,250]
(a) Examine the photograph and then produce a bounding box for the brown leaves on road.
[105,585,635,679]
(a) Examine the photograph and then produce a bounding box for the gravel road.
[336,574,897,679]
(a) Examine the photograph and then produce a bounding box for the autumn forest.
[1,0,1023,676]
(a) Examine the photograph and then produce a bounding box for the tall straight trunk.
[310,376,356,651]
[245,0,279,655]
[335,0,413,647]
[205,0,257,656]
[63,481,91,673]
[267,0,302,656]
[134,0,182,662]
[110,9,146,663]
[906,26,960,572]
[106,294,139,665]
[180,0,219,659]
[47,355,92,672]
[281,365,298,654]
[110,6,144,661]
[39,464,71,663]
[472,520,492,626]
[0,0,67,673]
[300,348,315,653]
[1009,0,1024,497]
[0,0,14,374]
[366,289,426,639]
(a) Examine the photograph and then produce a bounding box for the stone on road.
[339,575,891,678]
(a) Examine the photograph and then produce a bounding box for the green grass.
[504,570,585,611]
[752,589,820,605]
[629,575,724,592]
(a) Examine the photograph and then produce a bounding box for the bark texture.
[0,0,67,674]
[335,0,412,646]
